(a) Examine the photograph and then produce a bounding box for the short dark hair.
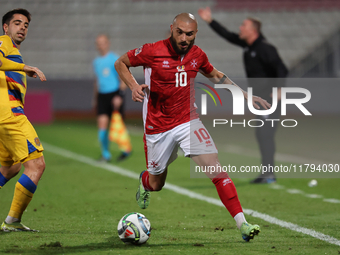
[248,17,261,33]
[2,8,31,33]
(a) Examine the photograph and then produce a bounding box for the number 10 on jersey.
[175,72,187,87]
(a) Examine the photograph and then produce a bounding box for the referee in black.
[198,7,288,184]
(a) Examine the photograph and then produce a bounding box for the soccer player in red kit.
[115,13,270,241]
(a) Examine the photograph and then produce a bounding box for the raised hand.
[198,7,213,23]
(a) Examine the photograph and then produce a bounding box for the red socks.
[212,172,243,217]
[142,171,242,217]
[142,171,154,191]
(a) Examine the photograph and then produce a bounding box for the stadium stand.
[3,0,340,79]
[2,0,340,114]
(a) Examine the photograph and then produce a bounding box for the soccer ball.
[308,179,318,187]
[117,212,151,245]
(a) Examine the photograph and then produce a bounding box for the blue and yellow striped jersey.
[0,35,27,120]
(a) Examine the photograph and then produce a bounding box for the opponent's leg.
[0,163,21,189]
[2,155,45,232]
[191,154,260,241]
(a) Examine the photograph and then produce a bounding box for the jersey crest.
[177,65,185,72]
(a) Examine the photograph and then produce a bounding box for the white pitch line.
[323,199,340,204]
[42,142,340,247]
[269,184,340,204]
[286,189,305,194]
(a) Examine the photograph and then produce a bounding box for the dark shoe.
[250,173,276,184]
[117,152,131,162]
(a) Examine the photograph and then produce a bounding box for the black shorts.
[97,91,124,118]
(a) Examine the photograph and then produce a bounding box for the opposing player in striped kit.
[0,8,46,232]
[115,13,270,241]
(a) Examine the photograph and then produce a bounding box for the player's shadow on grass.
[1,236,214,254]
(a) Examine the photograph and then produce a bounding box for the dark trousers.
[255,104,281,174]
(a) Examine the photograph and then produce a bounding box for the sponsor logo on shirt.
[135,46,143,56]
[251,51,256,57]
[148,125,154,129]
[190,59,197,68]
[162,60,170,68]
[0,41,2,47]
[177,65,185,72]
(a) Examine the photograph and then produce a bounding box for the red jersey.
[127,38,214,135]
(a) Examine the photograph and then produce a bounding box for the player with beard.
[115,13,270,241]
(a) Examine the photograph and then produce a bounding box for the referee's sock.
[6,174,36,223]
[0,171,9,189]
[98,129,111,160]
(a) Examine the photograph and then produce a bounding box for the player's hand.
[132,84,148,102]
[23,65,46,81]
[249,95,271,110]
[198,7,213,23]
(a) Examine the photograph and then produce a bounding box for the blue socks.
[0,171,9,188]
[18,174,37,194]
[98,129,111,160]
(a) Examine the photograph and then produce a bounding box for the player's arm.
[115,53,147,103]
[0,54,24,71]
[201,68,271,110]
[0,55,46,81]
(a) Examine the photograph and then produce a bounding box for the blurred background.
[2,0,340,122]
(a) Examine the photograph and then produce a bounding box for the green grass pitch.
[0,118,339,254]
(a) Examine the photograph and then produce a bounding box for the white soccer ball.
[117,212,151,245]
[308,179,318,187]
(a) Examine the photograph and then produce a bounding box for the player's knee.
[37,158,46,173]
[24,156,46,173]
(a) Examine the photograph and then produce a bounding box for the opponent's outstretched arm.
[201,68,271,110]
[115,53,147,103]
[0,55,46,81]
